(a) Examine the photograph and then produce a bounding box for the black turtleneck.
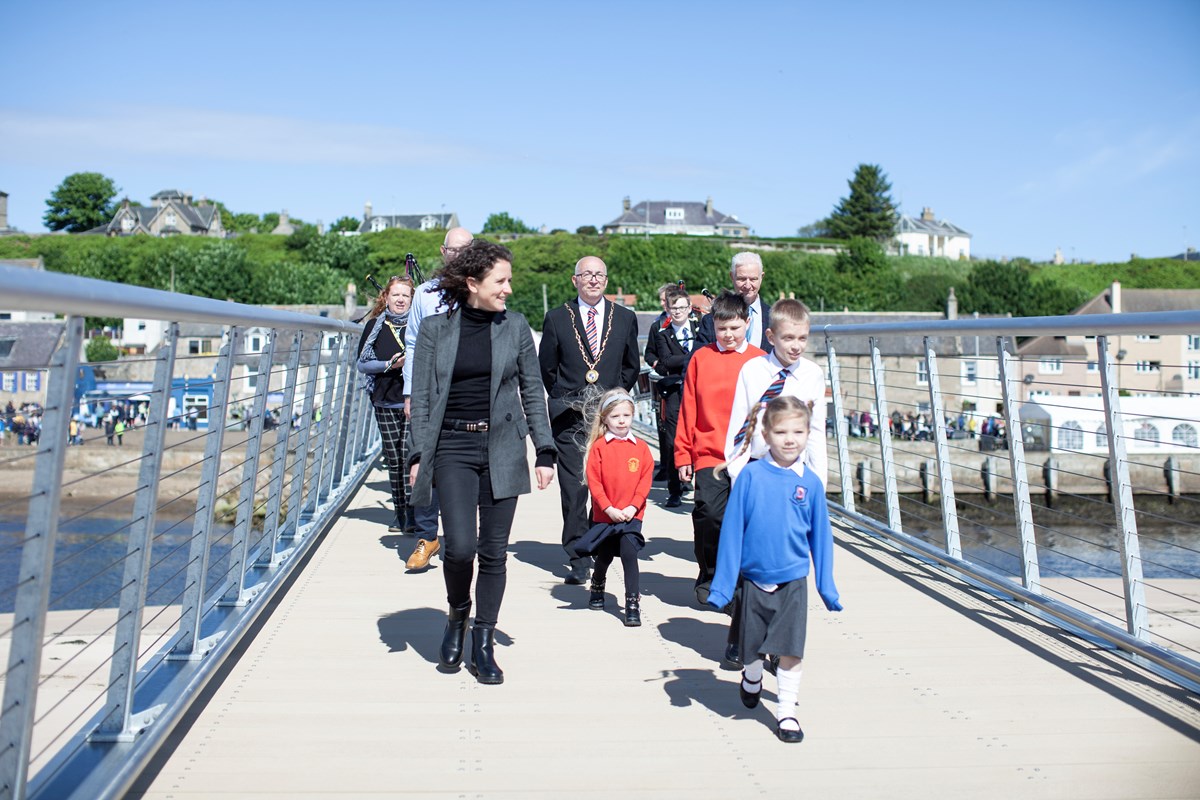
[444,305,494,419]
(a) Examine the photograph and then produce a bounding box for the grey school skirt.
[739,578,809,660]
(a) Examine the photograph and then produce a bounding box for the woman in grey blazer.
[407,240,556,685]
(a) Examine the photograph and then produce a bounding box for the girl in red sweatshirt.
[578,389,654,626]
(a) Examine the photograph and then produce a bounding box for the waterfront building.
[358,202,458,234]
[895,207,972,259]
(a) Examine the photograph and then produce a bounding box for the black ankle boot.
[624,593,641,627]
[469,626,504,685]
[588,578,606,610]
[439,602,471,668]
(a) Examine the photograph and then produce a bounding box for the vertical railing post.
[319,336,351,499]
[1097,334,1148,638]
[825,338,855,513]
[170,327,241,660]
[303,336,334,516]
[340,356,363,481]
[287,332,323,534]
[869,337,903,533]
[0,317,82,800]
[220,331,276,607]
[997,337,1041,593]
[924,338,961,559]
[313,338,341,503]
[91,324,179,741]
[259,330,302,566]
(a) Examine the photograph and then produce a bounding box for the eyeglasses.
[669,304,691,312]
[574,271,608,281]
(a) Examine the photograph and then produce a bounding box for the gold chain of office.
[567,302,613,383]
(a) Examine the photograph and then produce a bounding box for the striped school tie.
[586,307,599,357]
[733,367,790,447]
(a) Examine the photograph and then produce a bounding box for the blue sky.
[2,0,1197,263]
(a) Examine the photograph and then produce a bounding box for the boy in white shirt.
[724,299,827,487]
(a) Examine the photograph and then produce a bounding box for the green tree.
[575,225,598,236]
[826,163,899,242]
[86,336,119,362]
[960,259,1035,315]
[43,172,119,232]
[482,211,536,234]
[830,237,903,310]
[330,216,361,234]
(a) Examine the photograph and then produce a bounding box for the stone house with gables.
[358,202,459,234]
[91,189,224,237]
[603,196,749,237]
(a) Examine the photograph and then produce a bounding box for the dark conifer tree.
[827,163,899,242]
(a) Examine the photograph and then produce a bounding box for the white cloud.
[0,106,474,166]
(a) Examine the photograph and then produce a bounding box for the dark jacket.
[643,311,669,370]
[407,309,554,505]
[538,299,641,423]
[652,319,699,394]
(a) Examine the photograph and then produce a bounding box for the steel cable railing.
[821,309,1200,692]
[0,264,378,800]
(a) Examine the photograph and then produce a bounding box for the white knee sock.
[776,664,803,727]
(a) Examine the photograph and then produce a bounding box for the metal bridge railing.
[0,264,379,800]
[820,309,1200,692]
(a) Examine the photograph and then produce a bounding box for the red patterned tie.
[733,368,790,447]
[586,307,599,357]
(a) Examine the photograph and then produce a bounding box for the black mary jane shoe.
[775,717,805,744]
[739,672,762,709]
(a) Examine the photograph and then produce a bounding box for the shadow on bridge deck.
[127,458,1200,799]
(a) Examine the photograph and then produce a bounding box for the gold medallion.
[585,369,599,384]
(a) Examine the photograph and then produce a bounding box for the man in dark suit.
[652,286,699,507]
[695,252,772,352]
[539,256,641,584]
[643,283,675,480]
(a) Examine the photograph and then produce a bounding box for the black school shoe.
[723,642,742,669]
[739,672,761,708]
[775,718,804,743]
[665,494,682,508]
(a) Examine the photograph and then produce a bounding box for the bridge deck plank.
[126,463,1200,799]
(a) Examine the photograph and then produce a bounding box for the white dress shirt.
[723,350,828,485]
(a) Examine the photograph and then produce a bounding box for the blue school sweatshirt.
[708,458,842,613]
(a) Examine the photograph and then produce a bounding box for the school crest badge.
[628,458,640,472]
[793,485,806,502]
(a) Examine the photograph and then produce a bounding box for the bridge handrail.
[821,308,1200,693]
[0,265,378,800]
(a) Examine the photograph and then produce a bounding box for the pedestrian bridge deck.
[126,464,1200,799]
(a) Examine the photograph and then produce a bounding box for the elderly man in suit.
[539,256,641,585]
[695,252,772,352]
[651,286,700,507]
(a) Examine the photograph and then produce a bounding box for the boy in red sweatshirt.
[675,290,765,614]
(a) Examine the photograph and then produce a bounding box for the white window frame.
[1038,358,1063,374]
[916,360,929,386]
[1134,360,1161,374]
[963,360,977,385]
[1172,423,1198,448]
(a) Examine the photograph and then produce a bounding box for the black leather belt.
[442,418,489,432]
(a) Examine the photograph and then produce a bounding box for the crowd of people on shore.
[355,230,841,743]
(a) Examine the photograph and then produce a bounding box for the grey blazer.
[407,309,554,505]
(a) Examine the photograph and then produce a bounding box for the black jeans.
[552,410,590,562]
[433,429,518,629]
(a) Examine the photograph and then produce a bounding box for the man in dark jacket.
[652,287,700,507]
[695,252,772,352]
[539,256,641,584]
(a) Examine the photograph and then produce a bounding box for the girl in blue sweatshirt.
[708,396,842,743]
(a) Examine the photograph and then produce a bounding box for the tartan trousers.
[373,405,411,524]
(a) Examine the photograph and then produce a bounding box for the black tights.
[592,533,641,596]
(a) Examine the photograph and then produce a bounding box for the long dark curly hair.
[436,239,513,310]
